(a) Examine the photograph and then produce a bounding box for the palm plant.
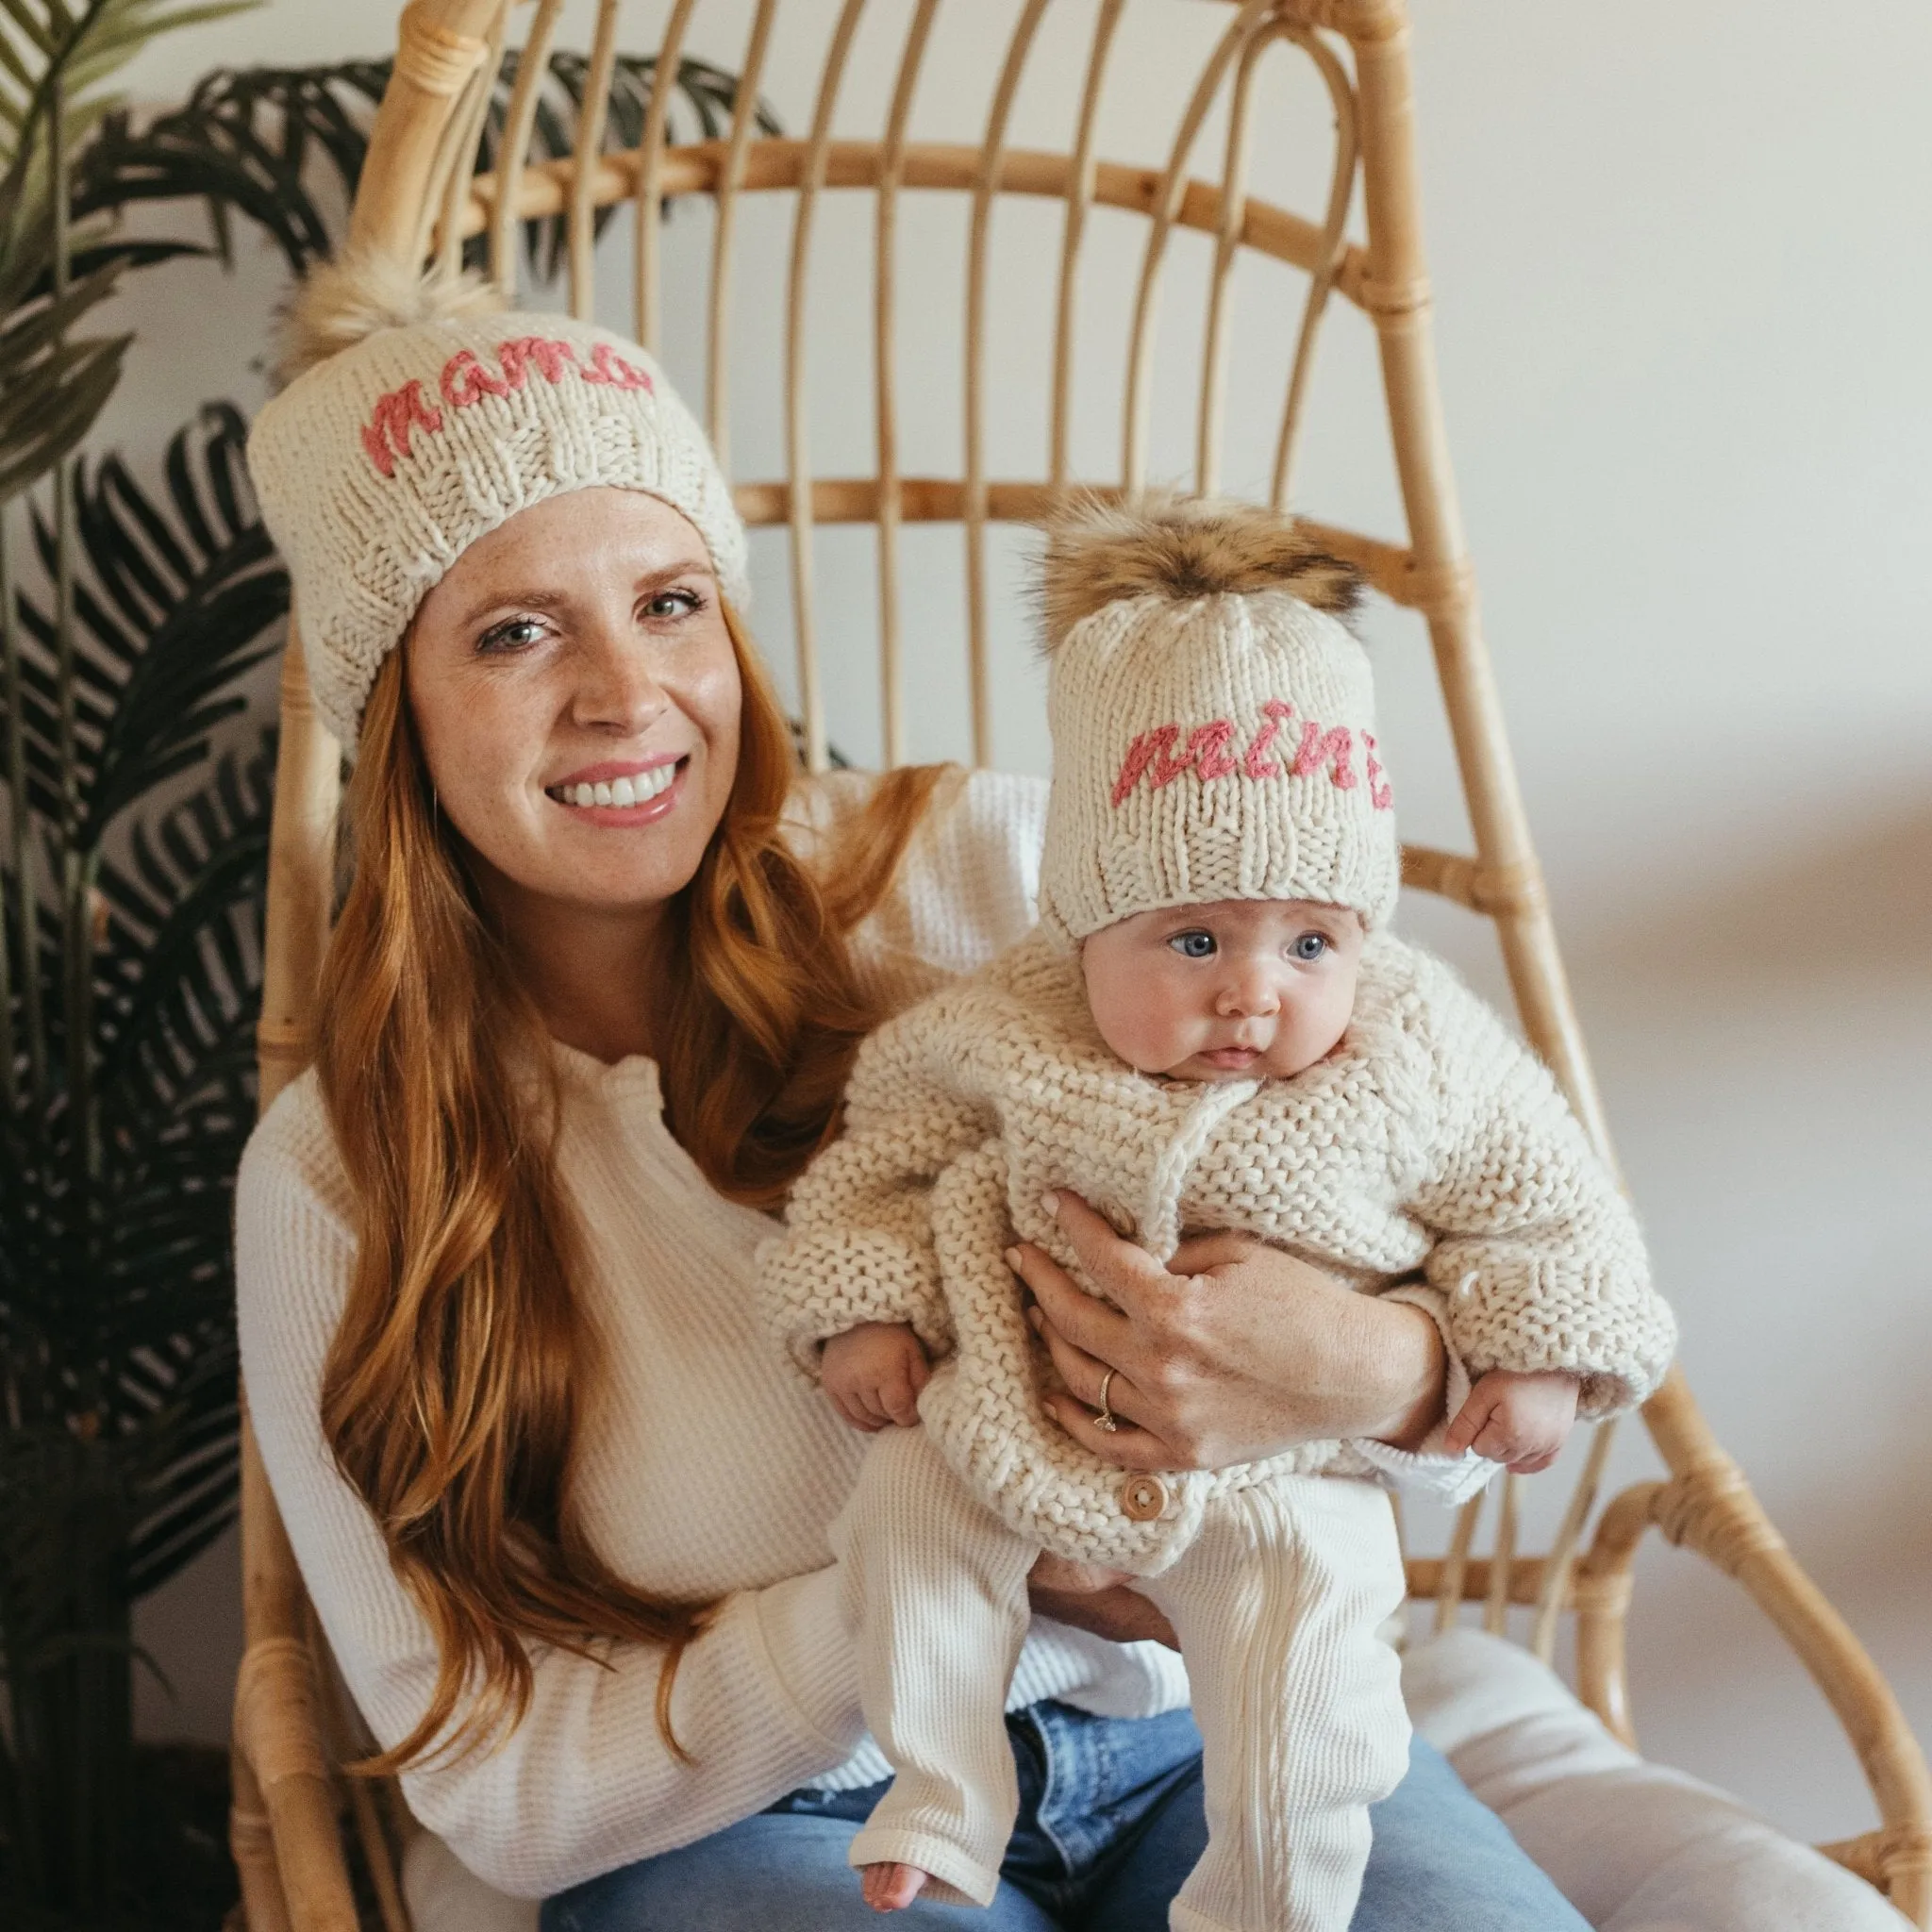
[0,404,281,1918]
[0,3,269,1918]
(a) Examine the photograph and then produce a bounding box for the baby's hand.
[1442,1370,1579,1474]
[820,1322,931,1432]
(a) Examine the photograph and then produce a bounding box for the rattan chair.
[225,3,1932,1927]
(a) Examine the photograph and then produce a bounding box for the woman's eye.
[476,616,548,654]
[1168,930,1217,960]
[641,588,702,621]
[1291,931,1329,962]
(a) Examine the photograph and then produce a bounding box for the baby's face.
[1079,899,1365,1083]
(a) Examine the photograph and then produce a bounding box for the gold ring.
[1092,1368,1119,1434]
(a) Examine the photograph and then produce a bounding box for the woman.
[238,258,1589,1932]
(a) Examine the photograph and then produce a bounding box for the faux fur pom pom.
[271,248,505,390]
[1038,491,1362,649]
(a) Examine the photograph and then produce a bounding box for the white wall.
[112,0,1930,1857]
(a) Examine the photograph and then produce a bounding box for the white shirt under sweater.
[235,767,1486,1900]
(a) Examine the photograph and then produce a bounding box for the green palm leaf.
[0,3,258,531]
[0,392,277,1505]
[0,733,268,1517]
[10,403,284,842]
[93,735,271,1124]
[0,241,127,499]
[0,2,256,174]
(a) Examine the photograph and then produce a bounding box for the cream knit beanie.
[1036,493,1399,943]
[247,252,748,752]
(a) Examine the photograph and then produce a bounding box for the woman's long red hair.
[315,607,943,1771]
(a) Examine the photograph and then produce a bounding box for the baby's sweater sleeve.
[1408,965,1676,1419]
[236,1088,866,1898]
[760,991,993,1374]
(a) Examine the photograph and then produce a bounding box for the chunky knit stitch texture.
[763,927,1674,1574]
[1035,495,1402,941]
[247,262,747,751]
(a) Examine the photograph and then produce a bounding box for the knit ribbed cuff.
[750,1566,866,1757]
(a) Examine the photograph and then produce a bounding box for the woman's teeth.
[555,765,677,808]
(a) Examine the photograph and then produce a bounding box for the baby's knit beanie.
[1036,492,1399,943]
[247,251,748,753]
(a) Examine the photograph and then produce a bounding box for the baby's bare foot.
[860,1862,930,1912]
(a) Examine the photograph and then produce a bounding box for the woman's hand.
[1026,1552,1177,1649]
[1012,1191,1447,1472]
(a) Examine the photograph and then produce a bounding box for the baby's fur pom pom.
[1038,491,1362,649]
[272,248,505,390]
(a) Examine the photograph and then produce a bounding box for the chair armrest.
[1571,1446,1932,1928]
[232,1636,359,1932]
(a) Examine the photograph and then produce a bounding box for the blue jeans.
[541,1702,1589,1931]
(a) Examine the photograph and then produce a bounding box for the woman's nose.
[573,634,668,733]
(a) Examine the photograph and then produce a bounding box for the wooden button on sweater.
[1120,1475,1169,1522]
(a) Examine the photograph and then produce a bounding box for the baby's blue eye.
[1169,930,1217,959]
[1291,931,1329,962]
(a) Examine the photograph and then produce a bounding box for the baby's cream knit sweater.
[764,926,1674,1574]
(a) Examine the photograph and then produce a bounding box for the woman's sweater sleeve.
[1407,968,1676,1419]
[235,1095,867,1899]
[759,995,995,1372]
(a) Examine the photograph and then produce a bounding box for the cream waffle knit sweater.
[764,926,1674,1575]
[235,768,1485,1901]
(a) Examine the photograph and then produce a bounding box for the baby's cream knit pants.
[833,1424,1409,1932]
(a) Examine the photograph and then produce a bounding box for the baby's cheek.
[1089,986,1188,1073]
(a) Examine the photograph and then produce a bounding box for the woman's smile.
[544,754,688,822]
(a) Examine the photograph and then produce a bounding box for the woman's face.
[407,487,741,921]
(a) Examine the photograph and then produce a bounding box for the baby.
[761,495,1675,1932]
